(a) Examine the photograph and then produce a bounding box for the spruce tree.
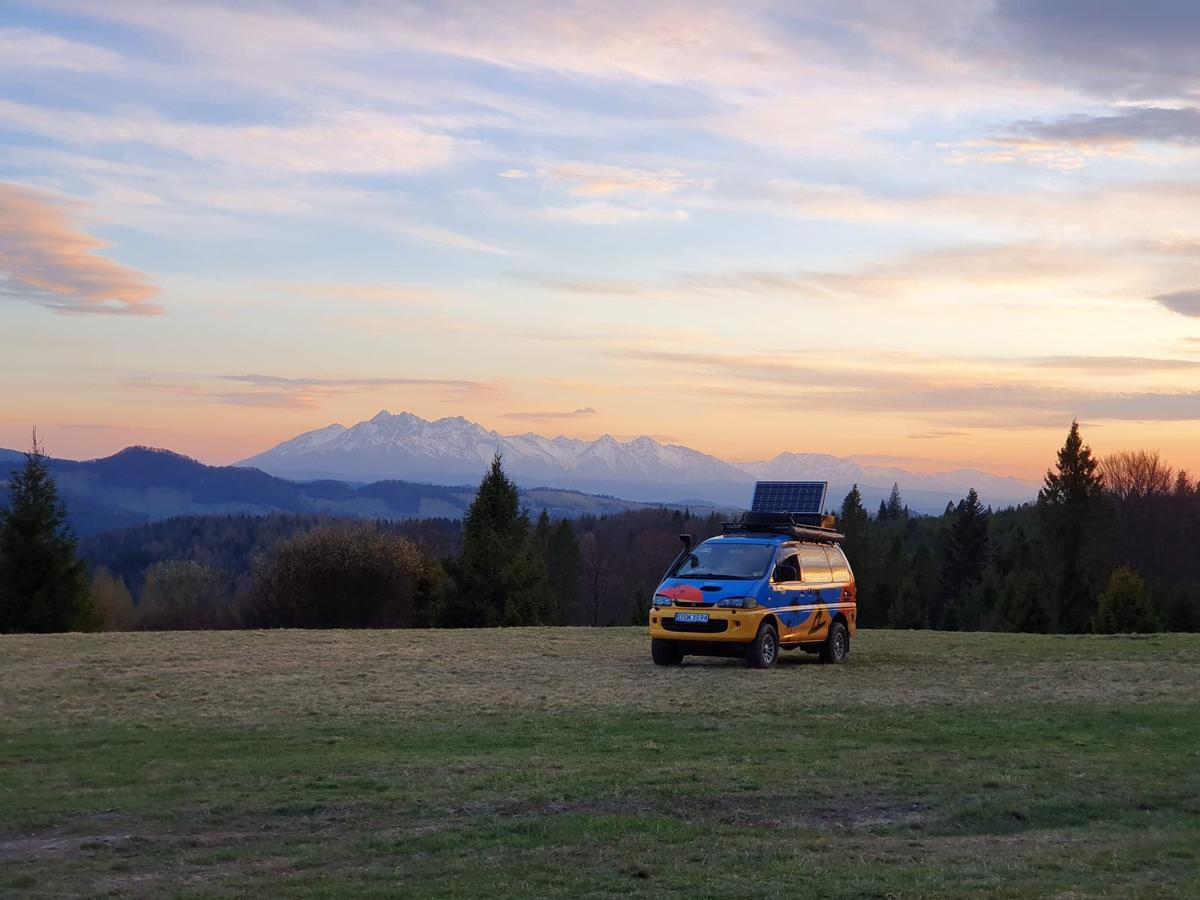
[445,454,552,626]
[885,483,905,520]
[0,433,93,633]
[1037,421,1111,631]
[939,489,990,626]
[839,485,869,545]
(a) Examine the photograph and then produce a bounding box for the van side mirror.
[773,563,798,583]
[679,533,693,551]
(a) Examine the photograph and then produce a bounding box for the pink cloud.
[0,182,161,315]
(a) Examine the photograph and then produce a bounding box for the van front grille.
[664,618,729,634]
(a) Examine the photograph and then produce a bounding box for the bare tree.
[1101,450,1175,502]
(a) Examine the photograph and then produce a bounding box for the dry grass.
[1,628,1198,898]
[2,628,1196,727]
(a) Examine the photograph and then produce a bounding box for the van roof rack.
[722,511,844,544]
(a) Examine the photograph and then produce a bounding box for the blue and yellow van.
[648,484,856,668]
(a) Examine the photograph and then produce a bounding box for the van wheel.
[651,639,683,666]
[819,621,849,664]
[745,621,779,669]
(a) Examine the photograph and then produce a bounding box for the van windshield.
[671,543,774,580]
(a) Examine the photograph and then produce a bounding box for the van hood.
[655,577,765,603]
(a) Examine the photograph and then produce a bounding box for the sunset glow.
[4,1,1200,479]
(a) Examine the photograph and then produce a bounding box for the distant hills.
[240,410,1038,511]
[0,446,725,537]
[0,414,1039,537]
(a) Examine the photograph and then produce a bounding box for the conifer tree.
[839,485,869,545]
[1093,567,1159,633]
[939,489,990,626]
[884,483,905,520]
[0,433,93,633]
[1037,421,1111,631]
[445,454,552,626]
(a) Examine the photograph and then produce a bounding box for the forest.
[2,422,1198,634]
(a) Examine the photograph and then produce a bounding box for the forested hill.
[0,446,720,536]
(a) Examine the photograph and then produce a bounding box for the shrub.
[138,560,231,630]
[244,525,436,628]
[1093,567,1159,634]
[90,566,136,631]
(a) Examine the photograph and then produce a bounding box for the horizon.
[4,2,1200,481]
[2,408,1040,485]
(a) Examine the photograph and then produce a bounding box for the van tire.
[819,620,849,664]
[651,638,683,666]
[745,621,779,669]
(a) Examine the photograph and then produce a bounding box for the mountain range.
[0,446,723,537]
[239,410,1038,511]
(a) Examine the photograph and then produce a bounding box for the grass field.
[2,628,1198,898]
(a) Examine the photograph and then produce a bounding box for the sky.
[2,0,1200,480]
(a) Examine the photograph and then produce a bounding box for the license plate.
[674,612,709,624]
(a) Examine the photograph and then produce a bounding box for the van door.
[824,545,856,631]
[769,550,804,640]
[796,544,834,641]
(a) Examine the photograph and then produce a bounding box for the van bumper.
[647,607,765,644]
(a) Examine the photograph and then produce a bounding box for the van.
[647,482,856,668]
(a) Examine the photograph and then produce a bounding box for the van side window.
[775,552,801,583]
[826,546,851,582]
[799,544,832,583]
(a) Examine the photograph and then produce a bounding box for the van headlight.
[717,597,757,609]
[652,595,674,607]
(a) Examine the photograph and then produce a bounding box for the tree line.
[839,422,1198,634]
[2,422,1198,633]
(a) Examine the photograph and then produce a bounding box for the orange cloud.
[0,182,161,315]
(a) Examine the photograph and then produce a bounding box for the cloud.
[221,374,496,398]
[952,107,1200,170]
[394,225,514,256]
[498,169,528,179]
[499,407,598,422]
[539,201,689,226]
[525,241,1137,306]
[992,0,1200,100]
[0,27,123,72]
[612,345,1200,425]
[0,182,161,315]
[127,373,499,410]
[1029,355,1200,371]
[541,163,708,196]
[1013,107,1200,147]
[0,100,463,175]
[907,431,969,440]
[1154,289,1200,317]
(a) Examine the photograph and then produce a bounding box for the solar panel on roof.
[751,481,828,515]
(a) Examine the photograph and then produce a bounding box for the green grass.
[1,629,1198,897]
